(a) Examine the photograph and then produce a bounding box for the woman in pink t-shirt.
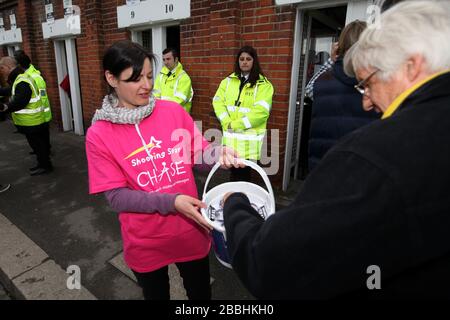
[86,41,241,300]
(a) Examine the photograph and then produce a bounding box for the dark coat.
[224,71,450,299]
[309,59,379,171]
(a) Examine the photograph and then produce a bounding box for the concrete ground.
[0,118,299,300]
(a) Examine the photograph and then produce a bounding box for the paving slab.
[0,213,48,280]
[0,213,96,300]
[109,252,188,300]
[109,252,221,300]
[12,260,96,300]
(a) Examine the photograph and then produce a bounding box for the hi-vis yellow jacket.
[213,73,274,160]
[26,64,52,122]
[11,73,45,127]
[153,62,193,113]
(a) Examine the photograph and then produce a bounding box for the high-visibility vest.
[11,73,46,127]
[213,73,274,160]
[153,62,193,113]
[26,64,52,122]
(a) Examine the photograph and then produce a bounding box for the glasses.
[354,69,378,95]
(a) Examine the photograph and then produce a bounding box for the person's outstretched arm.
[223,150,404,299]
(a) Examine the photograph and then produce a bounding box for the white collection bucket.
[201,160,276,268]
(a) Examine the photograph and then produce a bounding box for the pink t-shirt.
[86,100,211,272]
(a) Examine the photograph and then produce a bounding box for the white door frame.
[151,26,167,76]
[282,8,305,191]
[7,46,14,57]
[65,38,83,135]
[53,37,84,135]
[6,45,21,57]
[293,13,313,181]
[54,40,72,132]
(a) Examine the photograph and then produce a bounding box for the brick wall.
[78,0,108,123]
[76,0,129,126]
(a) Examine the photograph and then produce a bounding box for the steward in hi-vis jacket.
[25,64,52,123]
[213,73,274,160]
[10,72,45,127]
[154,62,193,113]
[14,50,52,123]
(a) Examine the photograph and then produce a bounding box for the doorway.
[136,29,152,52]
[166,25,180,56]
[295,6,347,180]
[283,5,347,191]
[132,24,180,74]
[133,25,180,54]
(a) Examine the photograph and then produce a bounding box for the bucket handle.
[202,159,275,211]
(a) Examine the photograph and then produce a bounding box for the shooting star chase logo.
[125,136,162,160]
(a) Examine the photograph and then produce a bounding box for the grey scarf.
[91,94,155,125]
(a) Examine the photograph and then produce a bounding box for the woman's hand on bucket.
[220,146,245,169]
[174,195,213,232]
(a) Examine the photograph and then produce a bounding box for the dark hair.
[103,40,156,93]
[13,50,31,69]
[337,20,367,58]
[162,47,179,60]
[234,46,263,87]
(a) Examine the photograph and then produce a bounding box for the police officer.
[153,48,194,113]
[213,46,274,181]
[0,57,52,176]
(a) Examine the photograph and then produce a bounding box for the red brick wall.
[16,0,33,57]
[77,0,106,124]
[77,0,128,126]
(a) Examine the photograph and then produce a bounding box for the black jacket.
[224,71,450,299]
[309,59,379,170]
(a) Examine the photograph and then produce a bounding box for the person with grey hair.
[221,1,450,299]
